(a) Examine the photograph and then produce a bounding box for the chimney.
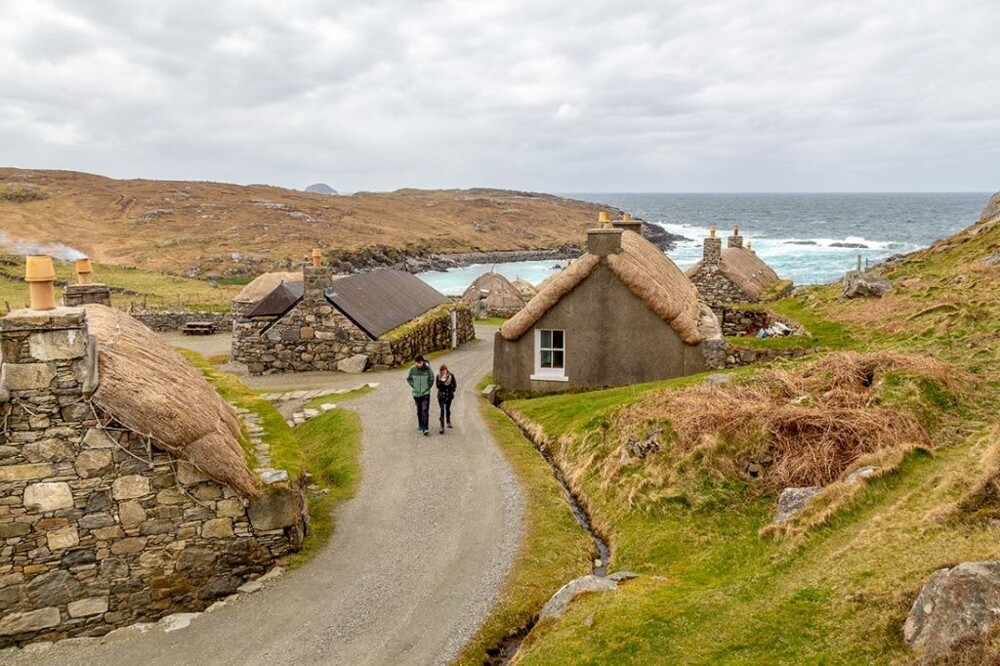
[728,224,744,249]
[25,255,56,311]
[75,258,93,285]
[703,226,722,267]
[303,249,330,303]
[611,212,643,236]
[598,211,610,228]
[587,228,623,256]
[63,257,112,307]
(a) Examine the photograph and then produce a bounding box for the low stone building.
[493,221,724,392]
[232,258,474,375]
[685,226,790,314]
[511,277,538,302]
[461,271,526,318]
[0,288,304,645]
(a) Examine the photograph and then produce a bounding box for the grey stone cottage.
[684,226,790,313]
[0,271,304,645]
[493,218,725,392]
[231,253,475,375]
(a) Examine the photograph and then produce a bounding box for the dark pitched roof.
[243,281,304,318]
[325,269,449,339]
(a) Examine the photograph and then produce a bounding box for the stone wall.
[0,307,302,646]
[723,343,821,369]
[130,311,234,333]
[720,308,804,338]
[232,297,475,376]
[689,268,751,315]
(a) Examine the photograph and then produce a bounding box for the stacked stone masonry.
[130,311,234,333]
[0,307,303,646]
[232,271,475,375]
[62,285,112,308]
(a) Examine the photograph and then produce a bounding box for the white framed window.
[531,328,568,382]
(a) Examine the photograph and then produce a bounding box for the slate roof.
[243,281,304,318]
[325,269,449,339]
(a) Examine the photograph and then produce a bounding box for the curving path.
[12,327,524,665]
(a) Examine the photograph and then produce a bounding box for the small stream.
[487,405,611,664]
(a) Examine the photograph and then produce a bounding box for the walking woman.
[436,364,457,434]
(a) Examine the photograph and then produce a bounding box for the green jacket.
[407,363,434,397]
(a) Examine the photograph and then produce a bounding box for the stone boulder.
[904,561,1000,663]
[774,486,822,525]
[981,253,1000,267]
[842,271,893,299]
[980,191,1000,224]
[337,354,368,374]
[539,574,618,620]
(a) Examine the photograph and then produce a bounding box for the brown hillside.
[0,168,612,278]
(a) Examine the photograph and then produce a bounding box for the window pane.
[552,330,564,348]
[540,330,552,348]
[552,351,564,368]
[541,350,553,368]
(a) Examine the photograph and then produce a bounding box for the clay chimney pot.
[75,258,93,285]
[24,255,56,310]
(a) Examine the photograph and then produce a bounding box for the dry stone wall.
[689,268,750,314]
[130,311,234,333]
[0,307,302,646]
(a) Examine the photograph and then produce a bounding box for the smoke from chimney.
[0,231,87,261]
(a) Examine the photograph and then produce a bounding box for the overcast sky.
[1,0,997,193]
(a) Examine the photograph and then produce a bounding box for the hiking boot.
[423,430,429,437]
[439,427,445,434]
[447,422,453,428]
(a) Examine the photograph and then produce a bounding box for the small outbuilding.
[684,226,790,312]
[512,277,538,302]
[493,221,724,392]
[232,255,475,375]
[461,270,526,318]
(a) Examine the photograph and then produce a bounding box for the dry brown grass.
[0,168,608,278]
[596,352,961,510]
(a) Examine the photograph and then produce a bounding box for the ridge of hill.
[0,168,615,278]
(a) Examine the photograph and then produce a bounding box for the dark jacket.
[435,372,457,401]
[407,363,434,398]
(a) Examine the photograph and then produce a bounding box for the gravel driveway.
[11,328,524,665]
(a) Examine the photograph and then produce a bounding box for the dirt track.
[8,327,524,665]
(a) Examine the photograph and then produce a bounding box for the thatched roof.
[83,305,258,497]
[685,247,781,299]
[461,271,525,311]
[500,232,703,344]
[233,272,303,304]
[512,277,538,301]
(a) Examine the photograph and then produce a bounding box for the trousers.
[413,395,430,432]
[438,396,453,427]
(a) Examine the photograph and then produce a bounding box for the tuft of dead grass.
[600,352,962,510]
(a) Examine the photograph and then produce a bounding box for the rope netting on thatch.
[500,232,704,344]
[460,271,526,312]
[720,247,780,299]
[606,352,958,493]
[83,305,258,497]
[233,271,303,304]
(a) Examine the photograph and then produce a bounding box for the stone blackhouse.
[231,261,474,375]
[0,300,304,646]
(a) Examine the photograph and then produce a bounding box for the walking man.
[407,354,434,436]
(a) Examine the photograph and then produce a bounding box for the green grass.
[0,254,236,312]
[179,349,362,566]
[455,377,594,665]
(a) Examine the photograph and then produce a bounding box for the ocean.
[418,192,991,296]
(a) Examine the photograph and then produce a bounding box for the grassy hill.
[0,168,609,279]
[491,197,1000,664]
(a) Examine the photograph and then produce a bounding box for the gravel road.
[9,329,524,665]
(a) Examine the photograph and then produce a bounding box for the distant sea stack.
[305,183,338,195]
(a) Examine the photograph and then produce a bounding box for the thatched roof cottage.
[512,277,538,302]
[0,270,304,645]
[684,226,789,311]
[232,254,475,375]
[493,219,724,392]
[461,270,526,318]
